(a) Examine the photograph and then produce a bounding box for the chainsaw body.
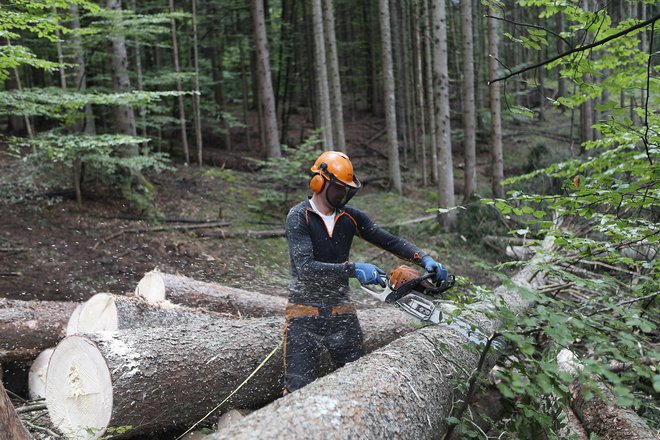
[360,265,455,324]
[361,265,507,350]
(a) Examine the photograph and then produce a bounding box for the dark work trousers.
[283,307,365,393]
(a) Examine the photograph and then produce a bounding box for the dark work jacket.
[285,198,427,307]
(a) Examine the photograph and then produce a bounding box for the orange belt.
[285,303,357,320]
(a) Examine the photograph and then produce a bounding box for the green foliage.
[0,0,98,79]
[460,2,660,437]
[250,135,322,216]
[10,133,172,205]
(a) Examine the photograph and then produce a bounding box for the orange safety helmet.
[309,151,362,209]
[309,151,361,193]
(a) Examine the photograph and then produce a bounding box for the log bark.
[45,308,417,438]
[0,380,32,440]
[558,348,659,440]
[155,273,288,317]
[570,381,658,440]
[71,292,236,333]
[0,299,78,362]
[204,237,556,440]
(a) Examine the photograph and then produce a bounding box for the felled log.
[28,348,54,400]
[45,308,417,438]
[557,349,658,440]
[0,379,32,440]
[70,292,235,333]
[204,237,556,440]
[141,272,287,317]
[0,299,78,362]
[570,381,658,440]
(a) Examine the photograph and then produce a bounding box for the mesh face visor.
[323,169,361,209]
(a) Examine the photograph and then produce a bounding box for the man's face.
[325,180,358,209]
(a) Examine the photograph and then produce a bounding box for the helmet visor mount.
[321,166,361,209]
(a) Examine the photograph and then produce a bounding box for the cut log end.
[46,336,113,439]
[135,270,166,303]
[77,293,118,333]
[28,347,54,400]
[66,303,83,336]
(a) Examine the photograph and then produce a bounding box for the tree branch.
[490,14,660,84]
[485,15,573,50]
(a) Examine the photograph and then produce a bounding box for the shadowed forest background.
[0,0,658,438]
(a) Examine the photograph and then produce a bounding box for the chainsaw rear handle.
[385,272,456,303]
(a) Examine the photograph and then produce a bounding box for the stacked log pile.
[2,267,656,440]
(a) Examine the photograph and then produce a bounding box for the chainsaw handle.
[386,272,455,303]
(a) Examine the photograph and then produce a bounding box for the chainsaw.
[361,264,507,350]
[359,264,456,324]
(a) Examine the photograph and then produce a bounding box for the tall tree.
[250,0,281,157]
[413,0,428,185]
[423,0,438,184]
[322,0,345,152]
[431,0,455,224]
[461,0,477,198]
[379,0,403,193]
[311,0,334,149]
[70,2,96,135]
[129,0,147,151]
[488,8,504,198]
[191,0,204,165]
[107,0,137,154]
[168,0,190,163]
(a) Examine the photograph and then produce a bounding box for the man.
[283,150,447,393]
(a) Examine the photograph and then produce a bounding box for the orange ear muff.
[309,173,326,193]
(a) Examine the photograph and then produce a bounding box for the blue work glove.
[354,263,386,287]
[421,256,448,282]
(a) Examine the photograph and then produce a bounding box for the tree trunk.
[191,0,204,166]
[488,9,504,198]
[53,6,67,90]
[168,0,190,163]
[250,0,281,158]
[130,0,147,151]
[70,2,96,135]
[0,380,32,440]
[379,0,403,193]
[45,309,418,438]
[431,0,455,227]
[107,0,137,151]
[6,41,35,143]
[390,0,407,164]
[556,12,567,109]
[0,299,78,363]
[423,0,438,184]
[148,272,287,317]
[71,292,236,333]
[414,0,428,185]
[239,42,251,152]
[460,0,476,199]
[205,236,556,440]
[311,0,334,149]
[323,0,345,152]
